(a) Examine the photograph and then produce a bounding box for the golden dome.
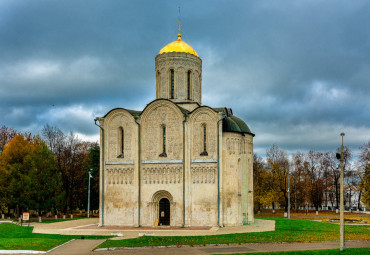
[159,34,199,57]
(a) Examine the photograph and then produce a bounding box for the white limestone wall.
[222,132,254,226]
[155,52,202,104]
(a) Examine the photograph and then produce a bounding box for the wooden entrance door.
[158,198,170,225]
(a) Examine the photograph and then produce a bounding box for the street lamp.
[339,133,346,251]
[87,169,93,218]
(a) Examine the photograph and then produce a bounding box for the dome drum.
[155,51,202,105]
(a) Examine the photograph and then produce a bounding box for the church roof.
[126,109,142,116]
[159,34,199,57]
[102,105,253,136]
[213,107,255,136]
[103,108,142,118]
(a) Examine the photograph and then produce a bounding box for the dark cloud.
[1,0,369,156]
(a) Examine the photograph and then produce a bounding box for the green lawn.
[0,223,108,251]
[97,217,370,249]
[229,247,370,255]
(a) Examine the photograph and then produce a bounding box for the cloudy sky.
[1,0,369,157]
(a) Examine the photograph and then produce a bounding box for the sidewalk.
[48,240,105,255]
[93,240,370,254]
[32,219,275,239]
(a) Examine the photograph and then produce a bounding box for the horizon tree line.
[254,142,370,212]
[1,124,369,217]
[0,125,99,218]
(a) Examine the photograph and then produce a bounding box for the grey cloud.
[0,0,369,157]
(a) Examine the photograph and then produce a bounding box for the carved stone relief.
[106,167,134,185]
[143,166,182,184]
[191,166,216,184]
[226,137,251,155]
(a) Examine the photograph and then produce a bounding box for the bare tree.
[0,126,18,154]
[292,152,308,211]
[305,151,326,210]
[359,141,370,208]
[42,125,94,213]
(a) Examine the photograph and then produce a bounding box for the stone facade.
[155,52,202,106]
[96,35,254,227]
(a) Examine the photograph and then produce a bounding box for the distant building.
[322,185,364,211]
[95,26,254,227]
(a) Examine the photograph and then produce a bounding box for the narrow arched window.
[118,127,124,158]
[170,69,174,99]
[200,124,208,156]
[159,125,167,157]
[156,71,161,98]
[187,71,191,100]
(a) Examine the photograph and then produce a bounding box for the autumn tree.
[0,134,60,217]
[292,152,309,211]
[253,153,279,211]
[304,151,328,210]
[359,141,370,208]
[266,144,290,211]
[320,146,352,210]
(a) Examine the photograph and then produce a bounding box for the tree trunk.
[358,191,362,210]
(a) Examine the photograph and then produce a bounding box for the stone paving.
[2,218,370,254]
[48,240,105,255]
[32,218,275,239]
[93,240,370,254]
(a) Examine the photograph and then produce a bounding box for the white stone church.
[95,28,254,227]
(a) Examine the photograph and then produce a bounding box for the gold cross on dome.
[177,6,182,38]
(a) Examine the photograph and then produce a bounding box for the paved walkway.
[95,240,370,254]
[8,219,367,254]
[8,240,364,255]
[32,219,275,239]
[49,240,105,255]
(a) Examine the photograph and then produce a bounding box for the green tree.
[87,143,100,211]
[30,136,62,215]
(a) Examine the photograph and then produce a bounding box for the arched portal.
[159,198,170,225]
[151,190,174,226]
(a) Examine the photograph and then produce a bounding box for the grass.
[228,247,370,255]
[97,217,370,249]
[0,223,108,251]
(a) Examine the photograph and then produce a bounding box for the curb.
[0,251,46,254]
[0,239,75,254]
